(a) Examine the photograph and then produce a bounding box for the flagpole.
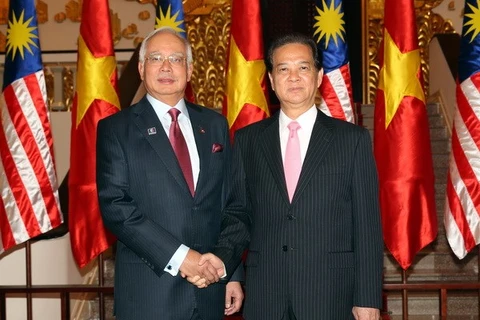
[402,269,408,320]
[25,241,32,320]
[361,0,369,104]
[98,252,105,320]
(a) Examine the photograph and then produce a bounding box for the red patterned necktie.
[168,108,194,196]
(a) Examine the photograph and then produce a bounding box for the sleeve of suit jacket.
[214,131,252,276]
[352,129,384,308]
[96,117,183,278]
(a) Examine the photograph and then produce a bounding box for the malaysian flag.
[313,0,354,123]
[0,0,62,254]
[445,0,480,259]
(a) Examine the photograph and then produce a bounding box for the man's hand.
[199,253,226,278]
[179,249,219,287]
[352,307,380,320]
[224,281,243,315]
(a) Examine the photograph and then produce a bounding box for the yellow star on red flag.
[378,30,425,128]
[225,38,269,126]
[75,36,120,127]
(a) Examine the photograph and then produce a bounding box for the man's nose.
[288,70,300,81]
[160,59,172,71]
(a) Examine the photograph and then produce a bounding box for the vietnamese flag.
[374,0,437,270]
[69,0,120,268]
[223,0,269,137]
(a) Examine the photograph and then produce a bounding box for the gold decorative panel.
[366,0,455,103]
[186,4,230,109]
[0,0,7,25]
[62,67,75,111]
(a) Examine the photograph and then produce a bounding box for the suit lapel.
[292,110,334,203]
[260,114,290,203]
[132,97,191,196]
[187,102,210,198]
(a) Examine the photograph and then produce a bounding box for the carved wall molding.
[185,3,230,109]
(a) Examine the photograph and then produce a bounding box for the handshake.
[179,250,225,288]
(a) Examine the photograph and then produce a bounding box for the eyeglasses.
[144,54,187,66]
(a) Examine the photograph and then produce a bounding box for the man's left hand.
[352,307,380,320]
[224,281,244,315]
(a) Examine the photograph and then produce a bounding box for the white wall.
[432,0,464,33]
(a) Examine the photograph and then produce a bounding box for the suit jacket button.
[282,245,288,252]
[287,214,294,220]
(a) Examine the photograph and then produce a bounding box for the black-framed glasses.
[145,54,187,66]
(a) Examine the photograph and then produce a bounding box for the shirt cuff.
[164,244,189,276]
[221,263,227,278]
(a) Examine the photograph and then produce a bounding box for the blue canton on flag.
[155,0,187,36]
[3,0,43,88]
[313,0,354,123]
[0,0,62,254]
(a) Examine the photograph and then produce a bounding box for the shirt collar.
[146,94,189,120]
[279,105,317,131]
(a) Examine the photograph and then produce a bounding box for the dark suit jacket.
[215,110,383,320]
[96,97,235,320]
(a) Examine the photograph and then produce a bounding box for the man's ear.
[268,72,275,91]
[187,63,193,82]
[138,62,145,81]
[317,68,324,88]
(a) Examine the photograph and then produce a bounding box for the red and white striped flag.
[445,0,480,259]
[0,0,62,254]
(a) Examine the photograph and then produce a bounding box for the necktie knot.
[288,121,301,136]
[168,108,181,122]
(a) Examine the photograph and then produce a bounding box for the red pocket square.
[212,143,223,153]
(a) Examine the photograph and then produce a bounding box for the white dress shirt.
[146,94,198,276]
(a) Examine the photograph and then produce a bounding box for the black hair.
[265,32,322,72]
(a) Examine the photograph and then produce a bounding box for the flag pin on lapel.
[147,127,157,135]
[199,126,205,134]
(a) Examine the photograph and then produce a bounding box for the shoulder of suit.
[317,110,366,134]
[186,101,223,116]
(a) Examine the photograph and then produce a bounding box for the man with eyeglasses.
[96,27,243,320]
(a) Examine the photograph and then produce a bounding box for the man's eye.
[170,57,182,64]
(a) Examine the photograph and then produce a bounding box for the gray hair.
[138,27,193,64]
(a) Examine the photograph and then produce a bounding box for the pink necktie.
[168,108,194,196]
[285,121,301,202]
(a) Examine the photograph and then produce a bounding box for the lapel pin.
[147,127,157,135]
[199,127,205,134]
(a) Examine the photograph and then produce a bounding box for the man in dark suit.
[204,33,384,319]
[96,27,243,320]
